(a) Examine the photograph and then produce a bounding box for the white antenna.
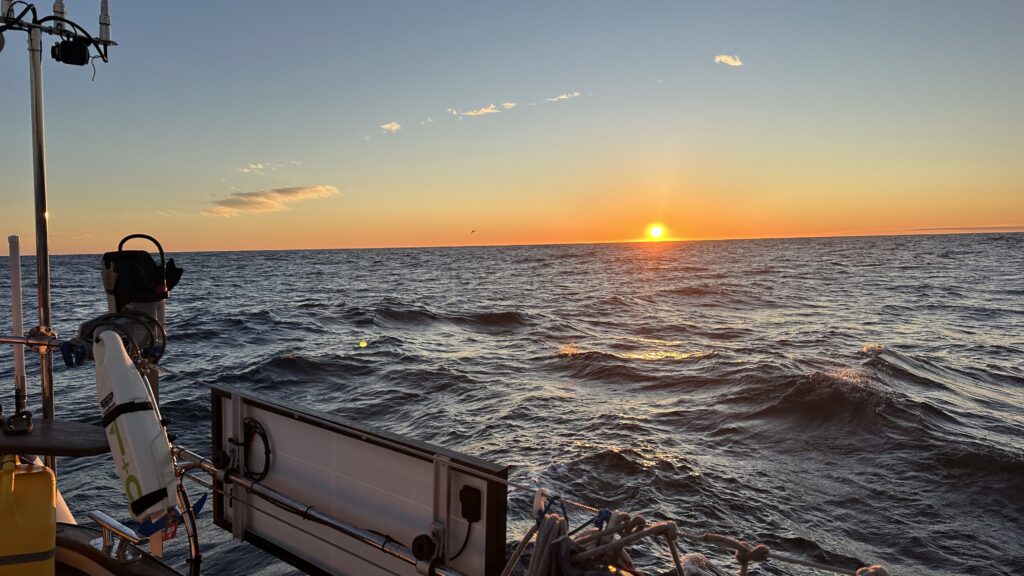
[99,0,111,42]
[53,1,66,32]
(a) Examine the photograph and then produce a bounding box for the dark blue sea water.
[1,234,1022,575]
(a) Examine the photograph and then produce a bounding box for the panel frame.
[209,385,508,576]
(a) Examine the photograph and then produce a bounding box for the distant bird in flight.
[470,230,476,234]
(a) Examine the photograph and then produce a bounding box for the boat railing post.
[28,23,57,471]
[8,236,28,413]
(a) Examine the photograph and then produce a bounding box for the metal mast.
[1,1,115,470]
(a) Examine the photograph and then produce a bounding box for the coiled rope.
[501,492,890,576]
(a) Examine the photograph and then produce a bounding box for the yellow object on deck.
[0,455,56,576]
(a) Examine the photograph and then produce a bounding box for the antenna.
[52,0,65,32]
[99,0,110,42]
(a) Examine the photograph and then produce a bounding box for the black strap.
[0,548,55,566]
[101,400,153,428]
[130,487,168,516]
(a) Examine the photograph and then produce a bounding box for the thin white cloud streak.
[202,185,339,217]
[237,162,283,174]
[714,54,743,66]
[461,104,500,117]
[380,121,401,134]
[546,91,581,102]
[447,101,518,118]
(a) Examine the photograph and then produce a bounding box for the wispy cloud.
[447,101,517,118]
[546,91,581,102]
[462,104,501,117]
[202,185,339,217]
[380,121,401,134]
[237,162,283,174]
[714,54,743,66]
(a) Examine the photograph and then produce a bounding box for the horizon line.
[5,227,1021,257]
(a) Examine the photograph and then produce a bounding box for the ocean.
[1,233,1022,575]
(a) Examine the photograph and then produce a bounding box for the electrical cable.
[34,14,108,61]
[448,520,473,562]
[242,416,271,482]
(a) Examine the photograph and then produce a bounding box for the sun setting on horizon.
[645,223,667,241]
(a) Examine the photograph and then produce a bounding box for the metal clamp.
[88,510,149,562]
[25,325,57,353]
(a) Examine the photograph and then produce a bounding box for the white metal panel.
[212,387,507,576]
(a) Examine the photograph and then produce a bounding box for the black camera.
[51,38,90,66]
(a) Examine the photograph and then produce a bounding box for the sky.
[1,1,1022,255]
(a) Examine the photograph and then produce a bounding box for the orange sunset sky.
[1,2,1022,255]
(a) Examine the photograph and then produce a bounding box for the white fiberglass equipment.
[94,330,177,521]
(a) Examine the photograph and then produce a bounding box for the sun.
[645,223,666,241]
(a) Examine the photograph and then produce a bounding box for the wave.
[371,305,530,332]
[554,351,655,382]
[218,352,377,387]
[933,443,1024,477]
[860,345,956,392]
[666,284,719,297]
[760,535,865,572]
[543,448,702,508]
[373,305,440,325]
[558,344,714,363]
[173,308,328,339]
[451,310,531,331]
[743,371,892,431]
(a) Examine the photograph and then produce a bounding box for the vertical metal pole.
[99,0,111,42]
[8,236,28,413]
[29,26,57,471]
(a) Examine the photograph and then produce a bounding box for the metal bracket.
[229,393,248,540]
[87,510,148,562]
[432,455,452,561]
[26,325,56,353]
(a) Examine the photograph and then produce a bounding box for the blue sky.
[1,1,1022,253]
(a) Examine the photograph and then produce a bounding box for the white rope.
[525,514,566,576]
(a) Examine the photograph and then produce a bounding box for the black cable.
[8,2,37,23]
[34,15,108,62]
[448,520,473,562]
[242,417,271,482]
